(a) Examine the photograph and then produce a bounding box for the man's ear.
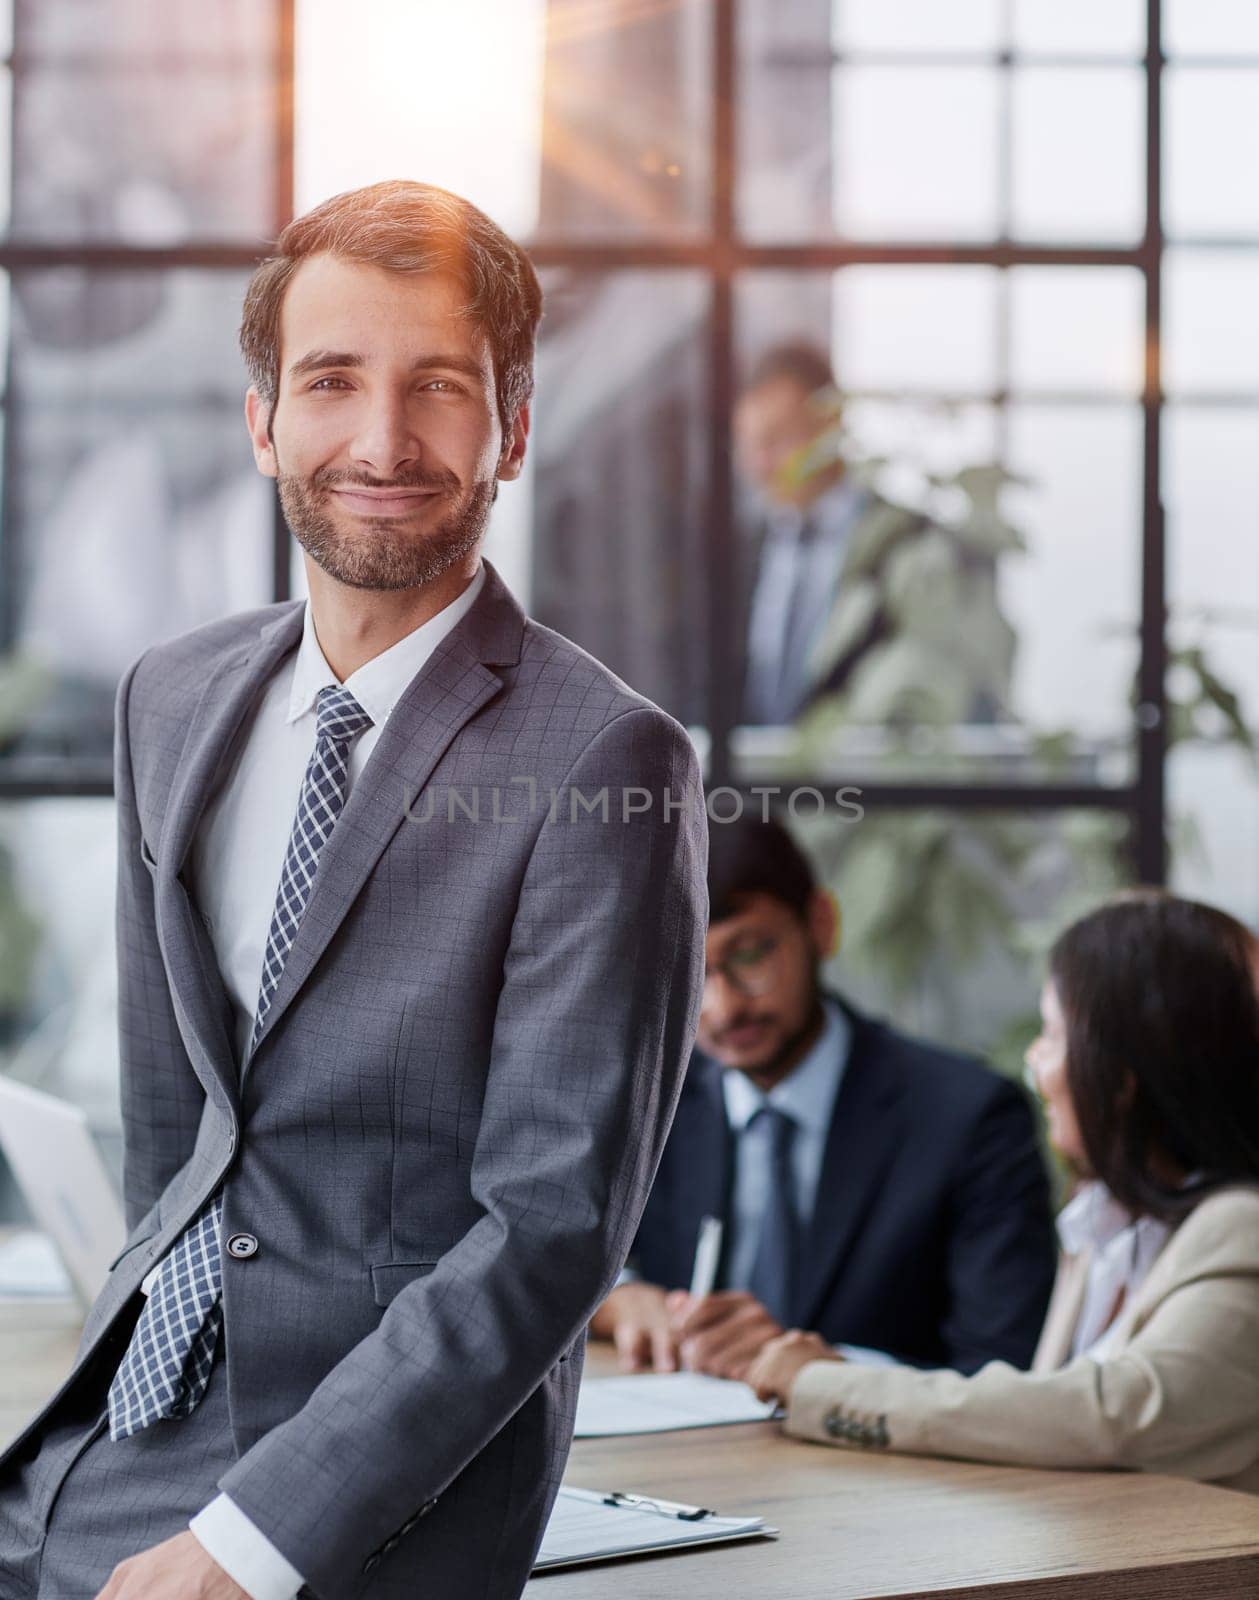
[245,386,278,479]
[497,402,530,483]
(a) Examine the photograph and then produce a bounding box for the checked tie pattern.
[107,685,373,1441]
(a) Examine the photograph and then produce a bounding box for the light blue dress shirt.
[720,999,851,1292]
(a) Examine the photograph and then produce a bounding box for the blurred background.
[0,0,1257,1206]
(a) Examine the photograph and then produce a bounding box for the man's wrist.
[190,1493,305,1600]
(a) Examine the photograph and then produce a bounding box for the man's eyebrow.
[408,353,488,382]
[288,349,362,379]
[286,350,488,382]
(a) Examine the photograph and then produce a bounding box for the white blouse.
[1057,1181,1173,1360]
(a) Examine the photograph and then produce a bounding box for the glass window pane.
[1164,249,1259,395]
[16,0,275,60]
[832,0,1002,54]
[1166,1,1259,57]
[533,0,710,240]
[797,807,1131,1058]
[1011,0,1145,57]
[0,798,122,1224]
[838,398,999,516]
[1164,406,1259,925]
[833,66,1000,240]
[2,272,272,764]
[1009,268,1145,395]
[734,273,1137,786]
[834,266,999,392]
[1166,69,1259,239]
[296,0,547,242]
[0,70,11,235]
[530,270,709,725]
[1003,404,1141,754]
[10,65,276,243]
[1011,67,1145,242]
[738,3,839,242]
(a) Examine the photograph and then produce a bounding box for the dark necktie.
[746,1105,802,1325]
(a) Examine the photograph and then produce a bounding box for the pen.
[688,1214,723,1301]
[602,1490,713,1522]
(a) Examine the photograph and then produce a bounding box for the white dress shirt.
[185,564,486,1600]
[1057,1180,1173,1361]
[720,999,851,1291]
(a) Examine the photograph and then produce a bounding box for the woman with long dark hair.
[746,892,1259,1491]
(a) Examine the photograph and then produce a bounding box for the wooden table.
[525,1346,1259,1599]
[5,1290,1259,1598]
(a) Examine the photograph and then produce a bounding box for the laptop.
[0,1075,126,1306]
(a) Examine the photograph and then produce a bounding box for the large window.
[1,1,1257,1091]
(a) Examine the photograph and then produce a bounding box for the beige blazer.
[786,1186,1259,1493]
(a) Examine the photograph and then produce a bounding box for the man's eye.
[422,379,460,393]
[310,377,351,391]
[730,942,772,967]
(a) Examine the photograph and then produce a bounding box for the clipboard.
[532,1485,777,1573]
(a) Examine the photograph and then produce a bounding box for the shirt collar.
[286,563,486,729]
[766,477,866,545]
[1057,1179,1172,1266]
[722,997,851,1136]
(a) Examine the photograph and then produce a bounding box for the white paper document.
[533,1486,773,1572]
[574,1372,778,1438]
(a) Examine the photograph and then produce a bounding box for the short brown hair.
[240,180,543,432]
[743,341,836,399]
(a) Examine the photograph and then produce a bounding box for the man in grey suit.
[0,181,707,1600]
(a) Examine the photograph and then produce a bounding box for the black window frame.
[0,0,1183,891]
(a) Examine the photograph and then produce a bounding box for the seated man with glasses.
[590,814,1057,1379]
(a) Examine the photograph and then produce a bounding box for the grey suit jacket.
[4,561,707,1598]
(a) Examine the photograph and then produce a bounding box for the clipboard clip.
[603,1490,714,1522]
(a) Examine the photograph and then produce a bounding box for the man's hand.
[745,1329,842,1404]
[95,1531,249,1600]
[670,1290,785,1382]
[590,1282,680,1372]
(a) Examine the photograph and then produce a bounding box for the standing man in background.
[0,180,707,1600]
[736,343,1013,727]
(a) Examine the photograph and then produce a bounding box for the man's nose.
[350,393,422,477]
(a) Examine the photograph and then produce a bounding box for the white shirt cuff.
[190,1493,305,1600]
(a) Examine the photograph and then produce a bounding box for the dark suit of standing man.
[592,816,1055,1379]
[0,182,707,1600]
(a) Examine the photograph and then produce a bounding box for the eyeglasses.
[704,935,785,998]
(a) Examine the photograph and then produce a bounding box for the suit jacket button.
[226,1233,259,1259]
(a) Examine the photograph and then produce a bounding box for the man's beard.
[277,462,495,592]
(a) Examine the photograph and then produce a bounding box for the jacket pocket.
[370,1259,442,1307]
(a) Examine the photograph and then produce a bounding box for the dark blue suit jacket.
[632,996,1058,1374]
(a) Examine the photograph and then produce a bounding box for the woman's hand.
[745,1329,843,1404]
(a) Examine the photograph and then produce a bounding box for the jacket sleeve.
[938,1078,1058,1372]
[787,1236,1259,1483]
[114,652,206,1230]
[217,706,709,1594]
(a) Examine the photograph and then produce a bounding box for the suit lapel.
[155,603,306,1102]
[1033,1249,1089,1372]
[793,1005,906,1329]
[243,563,524,1066]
